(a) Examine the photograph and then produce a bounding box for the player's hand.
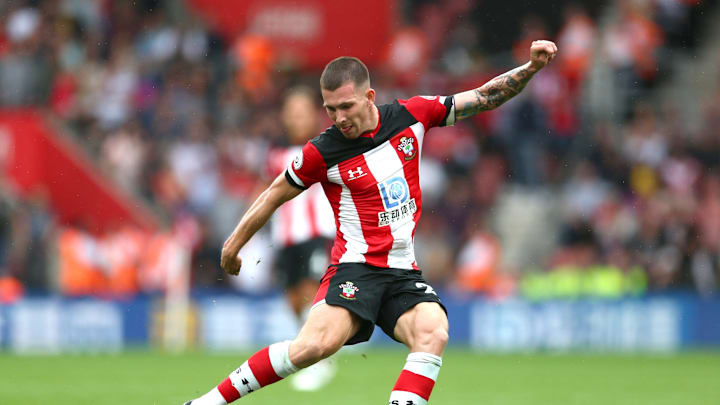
[529,40,558,71]
[220,246,242,276]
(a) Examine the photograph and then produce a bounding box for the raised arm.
[454,40,558,120]
[220,173,303,275]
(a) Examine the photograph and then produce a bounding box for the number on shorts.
[415,282,436,295]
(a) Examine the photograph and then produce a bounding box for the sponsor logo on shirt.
[378,177,409,208]
[347,166,367,180]
[378,198,417,227]
[377,177,416,226]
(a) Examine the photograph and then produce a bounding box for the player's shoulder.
[381,97,436,123]
[307,125,342,155]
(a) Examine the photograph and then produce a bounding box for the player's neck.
[359,104,380,136]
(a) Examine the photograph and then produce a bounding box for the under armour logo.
[347,166,367,180]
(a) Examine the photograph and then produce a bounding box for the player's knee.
[417,321,448,343]
[309,336,342,360]
[291,333,343,366]
[413,311,449,352]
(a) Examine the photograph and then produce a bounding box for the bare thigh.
[289,303,363,368]
[393,302,449,355]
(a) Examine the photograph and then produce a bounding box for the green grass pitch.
[1,349,718,404]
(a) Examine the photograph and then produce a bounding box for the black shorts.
[311,263,446,345]
[275,237,331,288]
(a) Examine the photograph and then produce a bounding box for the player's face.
[322,82,376,139]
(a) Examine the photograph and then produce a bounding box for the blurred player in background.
[265,87,336,391]
[185,40,557,405]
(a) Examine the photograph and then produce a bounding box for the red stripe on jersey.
[323,182,346,263]
[217,377,241,402]
[392,128,423,270]
[291,142,328,187]
[248,347,282,387]
[392,370,436,401]
[312,265,338,305]
[399,96,448,129]
[338,155,392,267]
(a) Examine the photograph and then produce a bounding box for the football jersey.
[266,146,336,247]
[285,95,455,270]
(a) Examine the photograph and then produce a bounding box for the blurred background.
[1,0,719,353]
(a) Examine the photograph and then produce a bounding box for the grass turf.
[0,349,718,404]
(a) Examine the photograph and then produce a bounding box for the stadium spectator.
[0,0,718,302]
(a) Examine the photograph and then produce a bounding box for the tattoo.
[455,64,535,120]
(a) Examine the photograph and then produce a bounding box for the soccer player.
[265,87,337,390]
[185,40,557,405]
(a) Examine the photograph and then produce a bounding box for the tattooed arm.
[454,40,558,120]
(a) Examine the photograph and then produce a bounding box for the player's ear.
[365,88,376,103]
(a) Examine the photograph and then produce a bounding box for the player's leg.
[184,303,361,405]
[279,238,338,391]
[277,239,327,319]
[289,302,361,367]
[389,302,448,405]
[376,272,448,405]
[388,302,448,405]
[393,302,449,355]
[286,278,318,317]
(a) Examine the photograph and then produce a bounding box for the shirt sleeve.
[399,95,456,129]
[284,141,327,190]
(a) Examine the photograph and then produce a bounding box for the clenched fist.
[221,246,243,275]
[529,40,558,71]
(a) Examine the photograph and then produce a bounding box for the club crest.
[339,281,359,300]
[397,136,416,160]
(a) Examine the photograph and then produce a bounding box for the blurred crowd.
[0,0,718,301]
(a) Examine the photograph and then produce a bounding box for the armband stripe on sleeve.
[443,96,456,126]
[285,169,307,190]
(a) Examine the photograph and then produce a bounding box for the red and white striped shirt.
[285,95,455,270]
[267,146,335,247]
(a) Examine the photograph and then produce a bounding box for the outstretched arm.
[221,173,303,275]
[454,40,558,120]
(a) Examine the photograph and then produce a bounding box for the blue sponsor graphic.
[378,176,410,209]
[468,299,682,351]
[1,293,720,351]
[2,298,123,352]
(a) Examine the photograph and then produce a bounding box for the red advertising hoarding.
[188,0,396,69]
[0,110,158,233]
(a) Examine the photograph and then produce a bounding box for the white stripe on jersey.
[288,191,314,242]
[410,121,426,149]
[313,189,336,239]
[327,165,368,263]
[364,140,417,269]
[272,147,334,247]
